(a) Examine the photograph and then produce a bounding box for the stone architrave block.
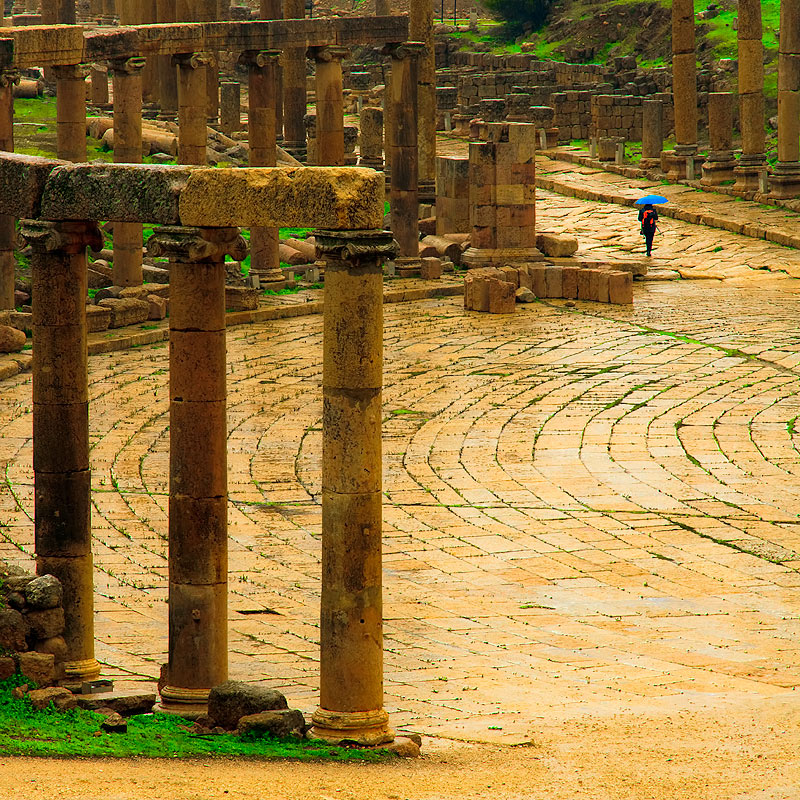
[86,305,112,332]
[0,153,66,219]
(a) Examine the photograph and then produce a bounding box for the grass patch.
[0,676,391,761]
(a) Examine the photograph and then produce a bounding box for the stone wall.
[591,95,644,141]
[0,564,66,686]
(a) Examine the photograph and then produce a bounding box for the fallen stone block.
[0,325,26,353]
[488,278,516,314]
[208,680,289,730]
[420,257,442,280]
[28,685,74,710]
[146,294,168,320]
[17,651,56,687]
[536,232,578,258]
[225,286,260,311]
[77,691,156,717]
[236,709,306,739]
[86,304,112,332]
[515,286,535,303]
[98,297,150,328]
[608,270,633,304]
[545,266,563,298]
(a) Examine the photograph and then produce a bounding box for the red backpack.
[641,209,657,233]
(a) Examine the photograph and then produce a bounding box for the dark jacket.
[638,205,659,233]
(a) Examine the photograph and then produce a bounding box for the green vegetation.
[0,675,390,760]
[482,0,553,37]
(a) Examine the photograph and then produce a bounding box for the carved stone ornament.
[239,49,282,69]
[172,52,212,70]
[147,225,248,263]
[307,45,350,63]
[108,56,146,75]
[0,69,20,89]
[314,229,397,265]
[19,219,103,255]
[381,41,426,60]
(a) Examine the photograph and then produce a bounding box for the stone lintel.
[0,24,86,69]
[178,167,385,229]
[0,152,66,218]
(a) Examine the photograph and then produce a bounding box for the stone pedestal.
[734,0,766,191]
[147,226,247,717]
[409,0,436,199]
[175,52,210,166]
[220,81,240,135]
[54,64,89,163]
[282,0,306,161]
[385,43,423,263]
[110,57,146,287]
[310,229,397,747]
[662,0,697,173]
[310,46,347,167]
[359,106,383,170]
[771,0,800,198]
[21,219,104,684]
[640,99,663,168]
[701,92,737,186]
[242,49,282,283]
[462,123,543,267]
[0,69,18,311]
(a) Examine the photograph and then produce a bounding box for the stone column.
[146,225,246,717]
[701,92,737,186]
[242,49,282,285]
[110,57,146,287]
[663,0,697,179]
[640,99,663,167]
[195,0,219,123]
[220,81,240,135]
[734,0,765,190]
[54,64,88,163]
[409,0,436,199]
[157,0,178,119]
[258,0,283,141]
[56,0,77,23]
[385,43,423,269]
[141,0,158,104]
[21,219,103,684]
[90,65,109,107]
[0,69,18,311]
[771,0,800,198]
[375,0,389,14]
[175,53,210,166]
[359,106,383,170]
[310,46,347,167]
[101,0,116,24]
[282,0,306,161]
[310,228,397,747]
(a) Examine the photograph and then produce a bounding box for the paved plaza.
[2,165,800,794]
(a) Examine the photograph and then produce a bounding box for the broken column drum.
[310,228,397,747]
[147,225,247,717]
[21,218,104,683]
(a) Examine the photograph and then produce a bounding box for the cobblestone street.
[2,166,800,795]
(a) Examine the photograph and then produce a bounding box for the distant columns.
[282,0,306,160]
[175,52,210,165]
[358,106,384,170]
[110,56,146,287]
[0,69,18,311]
[310,46,347,167]
[21,219,104,684]
[640,99,663,168]
[156,0,178,119]
[734,0,765,190]
[701,92,737,186]
[770,0,800,198]
[242,49,283,283]
[409,0,436,197]
[219,81,241,135]
[147,225,247,717]
[54,64,89,163]
[310,228,397,747]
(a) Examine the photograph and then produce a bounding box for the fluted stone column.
[663,0,697,179]
[242,49,282,284]
[54,64,88,163]
[359,106,383,170]
[310,229,397,747]
[385,43,423,268]
[734,0,765,190]
[310,46,347,167]
[21,219,103,683]
[770,0,800,198]
[147,225,246,717]
[640,99,663,168]
[701,92,737,186]
[282,0,306,160]
[0,69,18,311]
[175,52,210,165]
[409,0,436,198]
[110,57,146,287]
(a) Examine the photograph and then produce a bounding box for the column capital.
[307,45,350,63]
[381,41,426,60]
[108,56,146,75]
[315,229,397,266]
[171,52,212,70]
[147,225,247,263]
[0,68,20,88]
[52,63,91,80]
[239,49,282,68]
[20,220,103,255]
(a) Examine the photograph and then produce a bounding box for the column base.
[155,684,211,719]
[461,246,545,267]
[733,156,766,191]
[62,657,101,683]
[309,707,394,746]
[700,157,737,186]
[638,157,661,170]
[394,256,421,277]
[769,162,800,199]
[660,148,697,181]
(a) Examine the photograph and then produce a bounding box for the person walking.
[638,202,659,257]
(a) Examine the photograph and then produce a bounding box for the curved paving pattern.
[3,203,800,746]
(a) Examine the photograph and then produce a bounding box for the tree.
[483,0,553,36]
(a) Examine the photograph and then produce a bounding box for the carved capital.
[108,56,146,75]
[239,49,282,69]
[307,45,350,63]
[147,225,248,263]
[52,63,91,81]
[19,220,103,255]
[381,42,426,61]
[0,69,20,89]
[172,52,212,70]
[315,229,397,266]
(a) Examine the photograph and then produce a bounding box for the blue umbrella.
[635,195,668,205]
